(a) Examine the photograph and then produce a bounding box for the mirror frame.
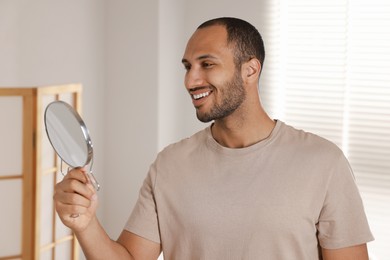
[44,100,93,168]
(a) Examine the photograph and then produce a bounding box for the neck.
[211,107,276,148]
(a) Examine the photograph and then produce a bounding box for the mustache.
[188,86,213,92]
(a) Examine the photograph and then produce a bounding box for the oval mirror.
[44,101,100,190]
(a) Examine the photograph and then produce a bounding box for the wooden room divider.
[0,84,82,260]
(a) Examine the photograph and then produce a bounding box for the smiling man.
[54,17,373,259]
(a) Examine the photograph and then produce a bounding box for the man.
[54,17,374,259]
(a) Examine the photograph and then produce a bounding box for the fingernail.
[91,194,97,201]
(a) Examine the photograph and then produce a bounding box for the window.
[259,0,390,259]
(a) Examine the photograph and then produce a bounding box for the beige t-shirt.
[125,120,373,260]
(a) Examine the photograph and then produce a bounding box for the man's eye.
[183,64,191,71]
[202,62,213,68]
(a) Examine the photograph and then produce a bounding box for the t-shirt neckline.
[205,120,282,156]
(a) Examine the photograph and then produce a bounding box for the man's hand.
[53,167,98,232]
[53,168,161,260]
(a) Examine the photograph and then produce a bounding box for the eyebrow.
[181,54,218,64]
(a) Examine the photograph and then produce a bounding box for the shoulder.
[156,126,210,161]
[149,127,210,182]
[272,121,348,175]
[278,121,344,158]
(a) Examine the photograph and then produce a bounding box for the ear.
[241,58,261,84]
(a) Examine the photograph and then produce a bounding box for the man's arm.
[322,244,369,260]
[54,168,161,260]
[75,216,161,260]
[117,230,161,259]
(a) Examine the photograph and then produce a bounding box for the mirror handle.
[59,159,100,191]
[87,157,100,191]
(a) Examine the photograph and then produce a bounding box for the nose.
[185,67,206,90]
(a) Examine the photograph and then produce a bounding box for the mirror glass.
[45,101,92,167]
[44,101,99,190]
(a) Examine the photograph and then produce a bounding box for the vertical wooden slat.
[73,88,82,114]
[21,91,36,260]
[51,93,60,260]
[32,88,41,260]
[53,95,59,260]
[72,90,82,260]
[72,238,80,260]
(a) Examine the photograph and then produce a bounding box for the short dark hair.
[198,17,265,70]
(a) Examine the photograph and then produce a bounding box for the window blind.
[259,0,390,259]
[284,0,347,147]
[347,2,390,259]
[258,1,281,118]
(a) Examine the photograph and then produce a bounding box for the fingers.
[55,188,93,207]
[54,167,98,230]
[64,167,89,184]
[58,168,95,200]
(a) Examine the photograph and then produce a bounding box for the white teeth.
[193,92,210,100]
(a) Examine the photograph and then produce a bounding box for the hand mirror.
[44,101,100,191]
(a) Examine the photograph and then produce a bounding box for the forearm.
[321,244,369,260]
[75,216,134,260]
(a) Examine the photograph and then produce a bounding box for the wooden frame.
[0,84,82,260]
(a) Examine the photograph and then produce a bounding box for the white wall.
[157,0,188,150]
[0,0,106,185]
[103,1,158,237]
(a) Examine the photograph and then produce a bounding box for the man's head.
[197,17,265,71]
[182,17,264,123]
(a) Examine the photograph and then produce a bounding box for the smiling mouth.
[192,91,210,100]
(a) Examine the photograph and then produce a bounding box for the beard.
[196,70,246,123]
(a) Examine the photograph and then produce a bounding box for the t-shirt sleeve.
[317,153,374,249]
[124,163,161,244]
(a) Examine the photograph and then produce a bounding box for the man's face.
[182,25,246,123]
